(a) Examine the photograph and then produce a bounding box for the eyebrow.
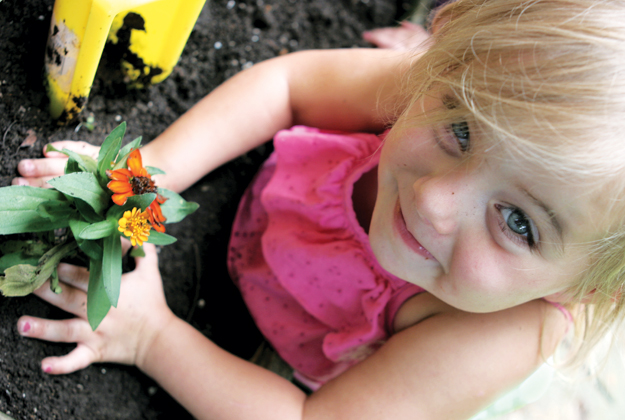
[521,187,564,246]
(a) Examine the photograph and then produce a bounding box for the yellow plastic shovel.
[44,0,206,123]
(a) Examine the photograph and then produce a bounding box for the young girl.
[12,0,625,418]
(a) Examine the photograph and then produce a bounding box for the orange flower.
[106,149,167,232]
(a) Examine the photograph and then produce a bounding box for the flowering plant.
[0,123,198,329]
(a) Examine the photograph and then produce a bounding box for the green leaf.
[65,159,82,174]
[87,257,111,330]
[105,193,156,220]
[97,123,126,182]
[36,200,76,220]
[74,198,103,223]
[114,136,142,169]
[102,234,122,307]
[146,230,177,245]
[0,264,39,296]
[0,241,78,297]
[78,219,116,240]
[0,253,40,274]
[62,148,98,173]
[158,188,199,224]
[129,246,145,257]
[45,144,62,154]
[0,186,70,234]
[145,166,166,176]
[48,172,110,216]
[70,218,104,260]
[79,239,103,260]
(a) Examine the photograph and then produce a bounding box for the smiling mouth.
[393,200,437,261]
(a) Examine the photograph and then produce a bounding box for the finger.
[134,242,159,269]
[41,344,97,375]
[56,263,90,293]
[44,140,100,159]
[11,175,57,188]
[18,316,92,344]
[33,280,87,318]
[17,157,68,178]
[121,237,133,256]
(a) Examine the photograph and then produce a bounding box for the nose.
[413,173,465,236]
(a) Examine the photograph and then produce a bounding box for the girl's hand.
[16,242,175,374]
[12,140,100,188]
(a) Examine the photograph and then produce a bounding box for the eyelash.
[441,121,471,156]
[495,204,538,249]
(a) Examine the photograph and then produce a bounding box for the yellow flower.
[118,207,151,247]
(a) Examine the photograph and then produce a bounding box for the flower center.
[132,176,158,196]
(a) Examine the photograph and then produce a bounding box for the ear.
[429,0,457,35]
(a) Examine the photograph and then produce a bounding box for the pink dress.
[227,126,424,389]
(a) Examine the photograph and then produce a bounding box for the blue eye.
[499,206,536,248]
[451,121,470,152]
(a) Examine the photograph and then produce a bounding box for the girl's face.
[369,93,604,313]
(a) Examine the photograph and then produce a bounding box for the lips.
[393,200,437,261]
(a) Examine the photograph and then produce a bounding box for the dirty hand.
[12,140,100,188]
[17,242,174,374]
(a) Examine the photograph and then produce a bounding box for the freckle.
[337,289,342,293]
[283,303,289,309]
[265,296,270,301]
[319,303,324,308]
[234,231,240,237]
[299,332,305,337]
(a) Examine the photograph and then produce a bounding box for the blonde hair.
[398,0,625,365]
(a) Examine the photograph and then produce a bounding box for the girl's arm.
[132,47,412,193]
[21,244,567,420]
[137,296,567,420]
[15,48,411,192]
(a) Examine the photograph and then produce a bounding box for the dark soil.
[0,0,405,418]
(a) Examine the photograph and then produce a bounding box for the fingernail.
[20,321,31,334]
[12,177,28,186]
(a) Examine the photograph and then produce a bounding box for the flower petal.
[127,149,148,178]
[107,180,133,194]
[112,192,133,206]
[107,168,133,181]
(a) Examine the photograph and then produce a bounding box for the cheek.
[445,244,534,310]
